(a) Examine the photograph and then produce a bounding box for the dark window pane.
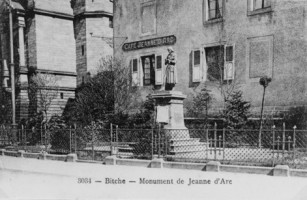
[133,59,138,72]
[206,46,224,81]
[226,46,233,61]
[194,50,201,65]
[156,55,162,69]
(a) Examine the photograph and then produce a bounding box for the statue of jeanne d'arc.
[164,47,177,91]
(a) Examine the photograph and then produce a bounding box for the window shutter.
[139,58,144,86]
[192,50,201,82]
[202,49,207,82]
[131,58,139,86]
[155,55,163,85]
[224,45,235,80]
[204,0,209,21]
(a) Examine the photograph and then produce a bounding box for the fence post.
[110,123,113,155]
[222,128,225,160]
[158,123,161,158]
[272,125,275,167]
[74,123,77,154]
[214,123,217,160]
[69,126,72,153]
[44,124,47,153]
[91,130,94,160]
[21,125,24,147]
[40,123,43,145]
[151,128,154,159]
[206,128,209,159]
[116,125,119,157]
[282,123,285,161]
[293,125,296,161]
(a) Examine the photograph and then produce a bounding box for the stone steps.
[170,138,202,146]
[170,143,207,152]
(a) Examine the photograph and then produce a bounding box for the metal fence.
[1,124,307,169]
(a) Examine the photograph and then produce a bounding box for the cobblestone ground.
[0,156,307,200]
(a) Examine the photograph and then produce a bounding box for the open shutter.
[155,54,163,85]
[192,49,201,82]
[224,45,235,80]
[139,58,144,86]
[202,49,207,82]
[131,58,139,86]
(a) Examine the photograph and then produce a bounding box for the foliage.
[71,56,140,126]
[186,87,213,128]
[0,90,11,125]
[283,106,307,129]
[29,73,59,122]
[19,111,44,145]
[48,115,71,152]
[259,76,272,88]
[222,89,251,130]
[186,87,212,117]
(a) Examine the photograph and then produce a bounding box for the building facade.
[0,0,113,123]
[114,0,307,116]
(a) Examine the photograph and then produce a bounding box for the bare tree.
[29,73,59,122]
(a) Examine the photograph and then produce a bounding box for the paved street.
[0,156,307,200]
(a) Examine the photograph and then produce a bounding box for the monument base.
[150,91,208,157]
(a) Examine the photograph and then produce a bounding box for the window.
[208,0,223,20]
[131,58,139,86]
[141,55,155,86]
[141,0,156,35]
[248,0,271,15]
[224,46,234,80]
[60,93,64,99]
[192,45,235,83]
[192,50,202,82]
[130,54,164,87]
[204,0,223,22]
[206,46,224,81]
[155,55,163,85]
[253,0,271,10]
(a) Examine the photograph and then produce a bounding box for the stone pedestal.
[150,91,208,158]
[151,91,189,139]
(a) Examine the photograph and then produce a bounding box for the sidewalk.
[0,156,307,200]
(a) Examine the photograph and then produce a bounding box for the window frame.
[223,44,235,81]
[247,0,272,16]
[130,57,141,86]
[203,0,224,25]
[192,49,203,83]
[195,43,235,83]
[155,54,164,85]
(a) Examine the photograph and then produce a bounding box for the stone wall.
[36,15,76,73]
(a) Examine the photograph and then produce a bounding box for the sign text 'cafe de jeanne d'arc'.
[122,35,176,51]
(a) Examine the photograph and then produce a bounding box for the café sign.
[122,35,176,51]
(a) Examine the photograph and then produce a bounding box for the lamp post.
[8,0,17,142]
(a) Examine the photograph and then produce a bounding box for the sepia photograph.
[0,0,307,199]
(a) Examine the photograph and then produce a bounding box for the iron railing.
[1,124,307,169]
